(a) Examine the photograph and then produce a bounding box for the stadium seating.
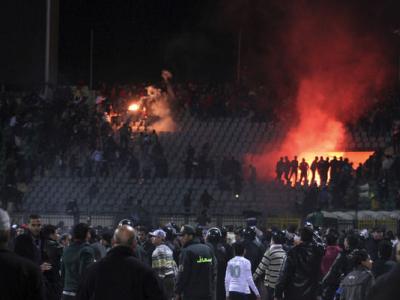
[21,112,392,226]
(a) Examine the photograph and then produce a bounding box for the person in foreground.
[339,249,374,300]
[274,227,324,300]
[61,223,95,299]
[225,242,261,300]
[77,224,166,300]
[367,262,400,300]
[174,225,217,300]
[0,208,44,300]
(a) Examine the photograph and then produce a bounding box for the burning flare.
[128,103,140,112]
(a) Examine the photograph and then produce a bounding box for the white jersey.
[225,256,260,297]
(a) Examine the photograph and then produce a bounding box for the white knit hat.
[0,209,10,231]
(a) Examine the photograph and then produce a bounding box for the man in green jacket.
[61,223,94,300]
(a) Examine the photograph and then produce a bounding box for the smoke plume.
[151,95,176,132]
[249,1,392,179]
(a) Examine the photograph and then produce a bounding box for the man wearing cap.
[175,225,217,300]
[0,209,45,300]
[150,229,177,299]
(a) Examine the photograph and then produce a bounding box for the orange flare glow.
[128,103,140,112]
[297,151,374,185]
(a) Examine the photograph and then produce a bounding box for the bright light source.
[235,194,240,198]
[128,103,140,112]
[298,151,374,185]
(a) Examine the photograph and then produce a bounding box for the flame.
[128,103,140,112]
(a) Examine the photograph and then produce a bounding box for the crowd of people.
[1,80,400,212]
[0,78,265,211]
[2,210,400,300]
[0,84,173,210]
[275,156,355,187]
[275,151,400,213]
[96,81,271,121]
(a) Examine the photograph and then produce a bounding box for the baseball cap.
[149,229,166,238]
[0,209,11,231]
[177,225,196,236]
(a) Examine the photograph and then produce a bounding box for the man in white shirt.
[225,242,261,300]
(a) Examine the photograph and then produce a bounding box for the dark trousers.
[229,291,248,300]
[162,275,175,299]
[266,287,275,300]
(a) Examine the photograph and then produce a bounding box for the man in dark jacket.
[241,227,265,274]
[206,227,229,300]
[137,225,155,266]
[77,225,166,300]
[275,157,284,181]
[14,214,45,266]
[289,156,299,183]
[175,225,217,300]
[0,209,45,300]
[366,227,384,261]
[275,227,324,300]
[61,223,95,299]
[371,240,396,278]
[42,224,63,300]
[321,233,360,300]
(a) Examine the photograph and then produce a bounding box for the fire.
[128,103,140,112]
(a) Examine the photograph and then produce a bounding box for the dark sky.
[58,0,236,83]
[1,0,400,88]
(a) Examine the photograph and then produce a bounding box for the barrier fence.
[11,213,252,228]
[266,217,301,230]
[10,213,400,233]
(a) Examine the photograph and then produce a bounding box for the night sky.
[1,0,400,88]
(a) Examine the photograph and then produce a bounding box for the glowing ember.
[128,103,140,112]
